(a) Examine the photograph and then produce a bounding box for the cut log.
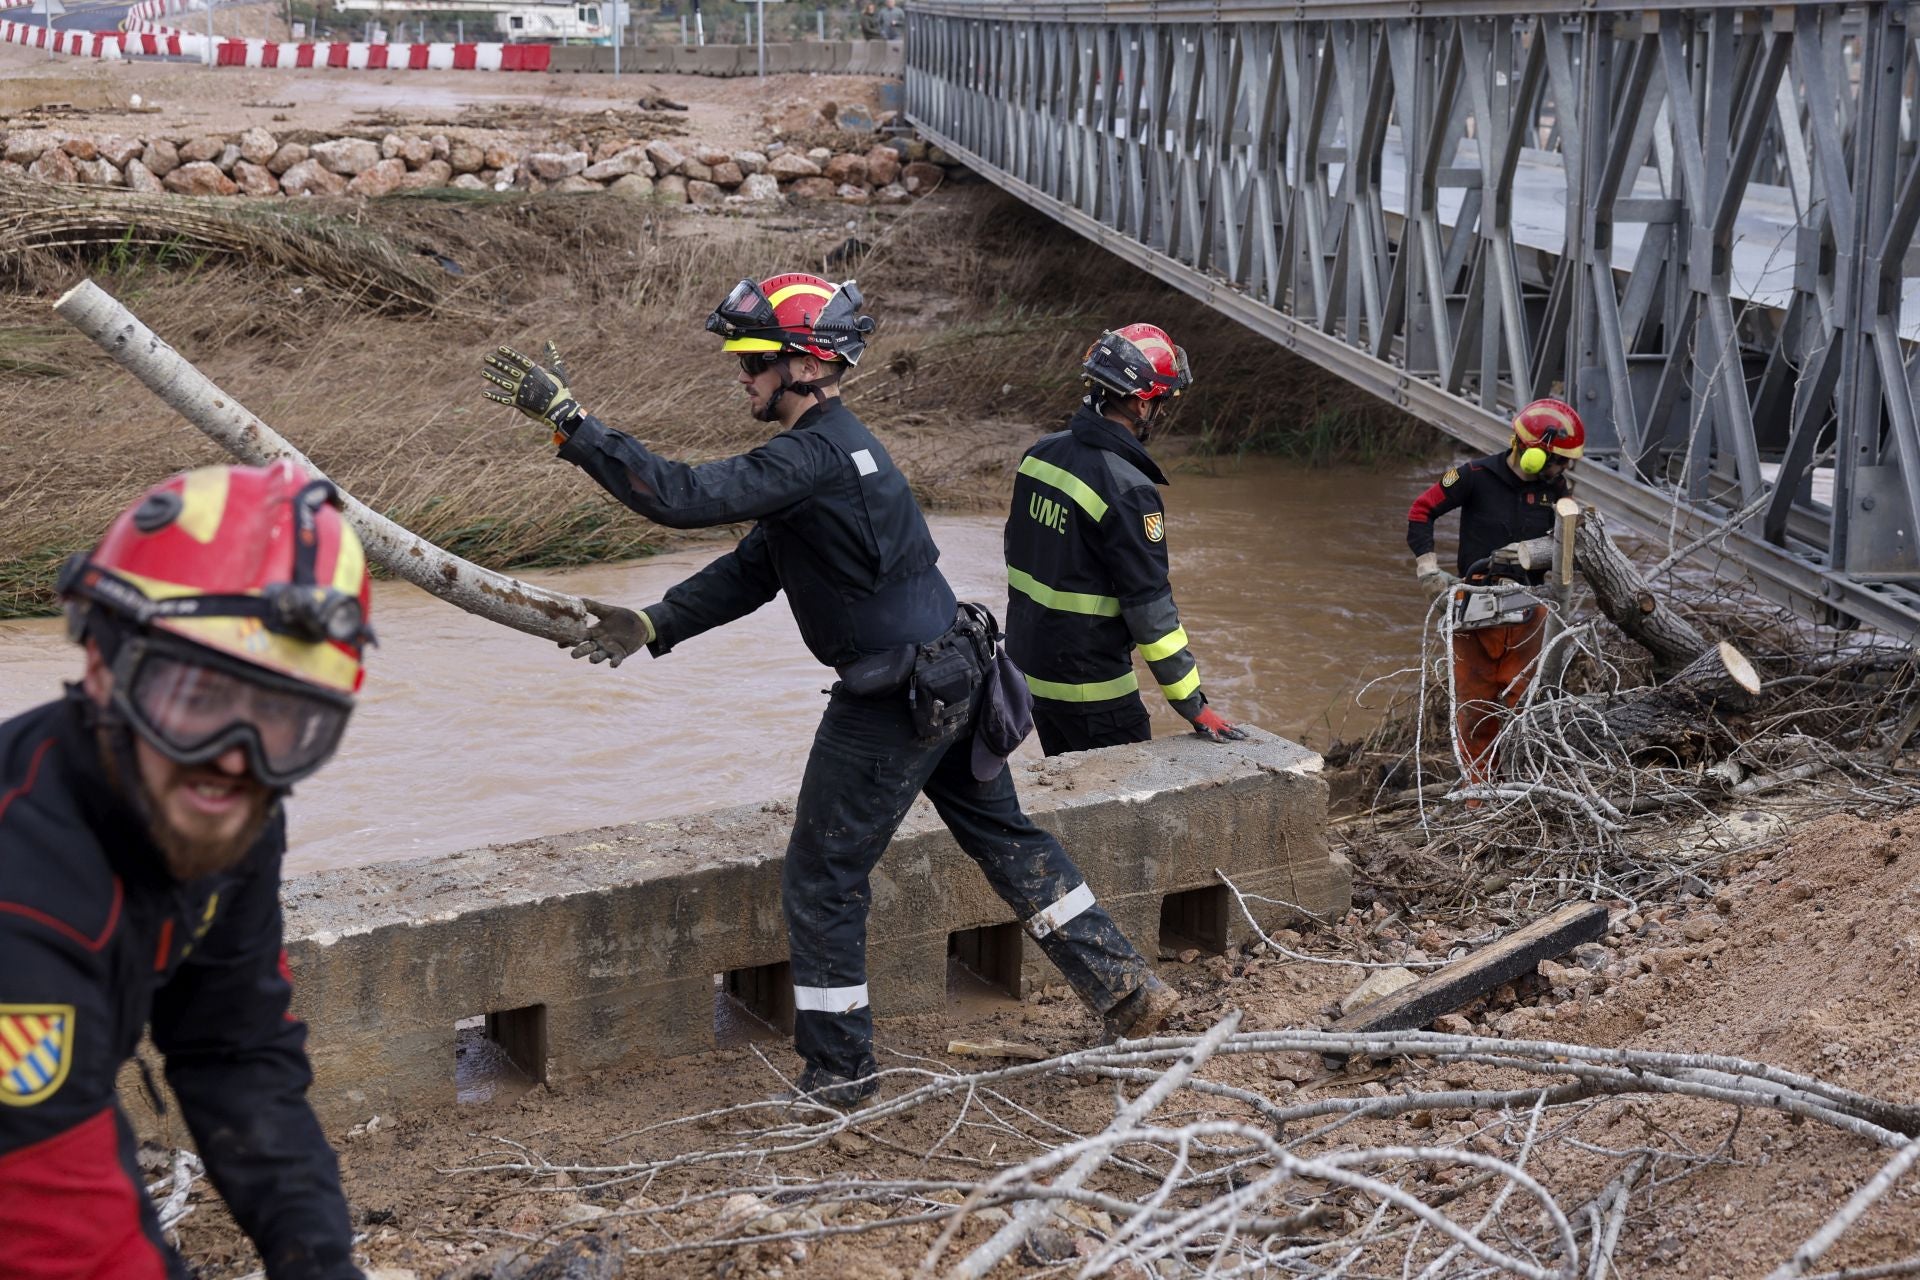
[52,279,590,644]
[1572,504,1710,679]
[1325,902,1608,1037]
[1591,640,1763,762]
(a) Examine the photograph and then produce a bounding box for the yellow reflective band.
[722,336,786,353]
[1025,670,1140,703]
[331,524,366,597]
[1018,455,1109,521]
[176,468,230,545]
[766,282,834,308]
[1160,668,1202,701]
[1139,626,1190,662]
[1006,566,1120,617]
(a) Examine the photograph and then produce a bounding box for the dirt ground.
[134,798,1920,1279]
[0,42,898,153]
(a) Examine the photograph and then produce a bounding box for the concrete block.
[265,728,1332,1124]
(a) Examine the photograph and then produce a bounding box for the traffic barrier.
[0,19,124,55]
[117,20,540,70]
[261,730,1340,1124]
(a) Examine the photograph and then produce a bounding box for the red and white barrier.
[122,0,204,20]
[118,18,551,70]
[0,19,124,55]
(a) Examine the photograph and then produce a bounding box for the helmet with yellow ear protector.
[1510,398,1585,475]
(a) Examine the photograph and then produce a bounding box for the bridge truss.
[906,0,1920,638]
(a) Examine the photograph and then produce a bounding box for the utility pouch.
[908,638,977,741]
[837,644,917,697]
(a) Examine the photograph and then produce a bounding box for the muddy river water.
[0,457,1435,872]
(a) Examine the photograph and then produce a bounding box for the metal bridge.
[904,0,1920,638]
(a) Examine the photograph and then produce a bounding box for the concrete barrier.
[276,730,1339,1124]
[541,40,899,76]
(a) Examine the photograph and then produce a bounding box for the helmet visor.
[706,279,778,338]
[1169,345,1192,392]
[127,648,352,786]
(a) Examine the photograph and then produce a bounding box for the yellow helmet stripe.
[175,468,230,545]
[722,337,787,352]
[331,523,367,597]
[766,282,834,308]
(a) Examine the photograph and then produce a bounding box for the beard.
[98,729,275,881]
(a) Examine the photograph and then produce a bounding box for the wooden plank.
[1327,901,1609,1035]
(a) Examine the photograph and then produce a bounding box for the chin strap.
[759,358,848,423]
[1090,389,1153,442]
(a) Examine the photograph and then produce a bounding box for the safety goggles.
[738,351,786,376]
[113,634,354,788]
[707,279,779,338]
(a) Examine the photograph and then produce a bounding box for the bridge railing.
[906,0,1920,638]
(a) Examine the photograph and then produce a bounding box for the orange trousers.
[1451,605,1545,784]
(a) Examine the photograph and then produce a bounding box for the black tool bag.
[907,608,986,741]
[960,602,1034,781]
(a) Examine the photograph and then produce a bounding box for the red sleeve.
[1407,469,1469,557]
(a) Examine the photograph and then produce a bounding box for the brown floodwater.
[0,457,1435,872]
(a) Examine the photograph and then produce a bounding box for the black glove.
[483,340,584,443]
[560,597,653,668]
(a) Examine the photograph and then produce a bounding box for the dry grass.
[0,184,1435,617]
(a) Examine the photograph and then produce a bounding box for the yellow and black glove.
[482,340,584,444]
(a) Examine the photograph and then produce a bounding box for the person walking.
[857,2,879,39]
[878,0,902,40]
[480,274,1178,1110]
[1002,324,1247,756]
[0,461,374,1280]
[1406,397,1584,781]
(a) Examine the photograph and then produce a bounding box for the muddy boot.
[780,1064,878,1114]
[1101,974,1180,1043]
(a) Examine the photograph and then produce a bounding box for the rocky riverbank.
[0,124,964,205]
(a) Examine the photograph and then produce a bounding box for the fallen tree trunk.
[1589,640,1764,762]
[1573,503,1710,679]
[53,279,589,645]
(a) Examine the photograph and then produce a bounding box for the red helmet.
[1510,398,1586,473]
[58,462,373,786]
[1081,322,1192,403]
[706,273,876,366]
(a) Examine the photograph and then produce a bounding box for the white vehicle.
[494,2,608,42]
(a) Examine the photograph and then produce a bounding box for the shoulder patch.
[1143,511,1165,543]
[0,1004,74,1106]
[1440,467,1460,488]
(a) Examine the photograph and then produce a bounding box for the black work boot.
[781,1064,878,1113]
[1101,974,1180,1043]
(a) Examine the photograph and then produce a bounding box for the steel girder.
[905,0,1920,639]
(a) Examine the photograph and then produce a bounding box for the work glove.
[1488,536,1559,574]
[1414,551,1456,601]
[483,340,584,444]
[561,597,654,668]
[1184,702,1249,743]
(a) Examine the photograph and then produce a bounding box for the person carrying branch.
[0,462,373,1280]
[1406,397,1584,783]
[1002,324,1247,756]
[479,274,1178,1112]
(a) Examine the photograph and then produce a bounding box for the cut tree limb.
[1592,640,1765,762]
[1325,902,1609,1039]
[52,279,589,645]
[1573,503,1710,678]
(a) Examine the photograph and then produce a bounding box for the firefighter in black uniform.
[480,273,1178,1110]
[1406,397,1584,779]
[1003,323,1246,756]
[0,461,371,1280]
